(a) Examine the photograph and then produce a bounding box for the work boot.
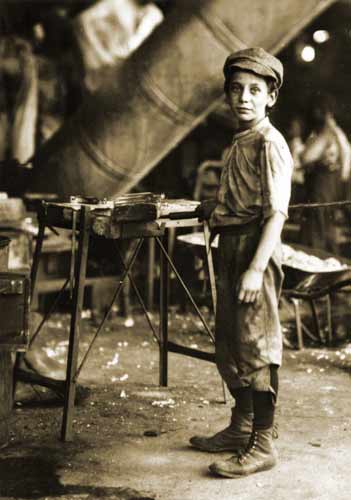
[189,409,253,453]
[209,428,278,477]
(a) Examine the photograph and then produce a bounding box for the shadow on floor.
[0,453,154,500]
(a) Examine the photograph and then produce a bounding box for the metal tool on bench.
[44,193,199,219]
[41,195,200,241]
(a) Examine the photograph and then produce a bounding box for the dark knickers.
[215,225,284,393]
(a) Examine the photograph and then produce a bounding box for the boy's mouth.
[237,107,252,113]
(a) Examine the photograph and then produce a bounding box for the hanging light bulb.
[313,30,330,44]
[301,45,316,62]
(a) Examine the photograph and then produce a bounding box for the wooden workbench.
[29,201,217,441]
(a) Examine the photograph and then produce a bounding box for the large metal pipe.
[29,0,335,197]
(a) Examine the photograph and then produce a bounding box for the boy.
[190,47,293,478]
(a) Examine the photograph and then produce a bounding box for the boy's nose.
[240,88,250,102]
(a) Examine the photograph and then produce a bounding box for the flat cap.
[223,47,283,88]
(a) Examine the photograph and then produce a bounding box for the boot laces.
[238,431,258,464]
[272,422,279,439]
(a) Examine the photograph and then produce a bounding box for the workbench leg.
[326,294,333,346]
[310,298,323,343]
[30,209,46,300]
[204,222,227,403]
[147,238,155,311]
[292,298,304,350]
[159,232,169,386]
[61,207,90,442]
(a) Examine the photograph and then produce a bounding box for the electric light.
[301,45,315,62]
[313,30,330,43]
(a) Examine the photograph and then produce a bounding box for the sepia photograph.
[1,1,351,499]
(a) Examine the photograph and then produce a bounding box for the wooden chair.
[193,160,223,202]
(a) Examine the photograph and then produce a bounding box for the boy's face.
[226,70,277,130]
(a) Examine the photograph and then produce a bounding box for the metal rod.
[113,241,160,343]
[147,238,155,310]
[29,278,70,348]
[310,298,323,344]
[156,236,215,342]
[159,232,169,387]
[291,298,304,350]
[30,206,46,299]
[289,200,351,210]
[69,210,77,299]
[47,225,60,236]
[167,341,215,362]
[326,294,333,346]
[203,221,227,403]
[61,206,91,442]
[74,238,144,381]
[283,279,351,299]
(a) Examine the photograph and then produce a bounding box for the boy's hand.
[236,268,263,303]
[195,199,217,221]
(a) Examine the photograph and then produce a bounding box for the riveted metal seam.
[76,121,133,181]
[196,11,247,52]
[139,70,194,126]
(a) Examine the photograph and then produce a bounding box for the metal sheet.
[29,0,336,197]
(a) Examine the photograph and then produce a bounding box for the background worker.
[298,93,351,254]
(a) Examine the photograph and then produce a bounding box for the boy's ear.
[267,89,278,109]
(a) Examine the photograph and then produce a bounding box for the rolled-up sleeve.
[261,139,293,220]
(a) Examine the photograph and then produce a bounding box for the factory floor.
[1,305,351,500]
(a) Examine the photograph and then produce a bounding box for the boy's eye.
[250,87,260,94]
[230,84,241,93]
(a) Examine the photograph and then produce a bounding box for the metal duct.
[29,0,336,197]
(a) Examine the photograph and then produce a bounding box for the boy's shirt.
[210,117,293,227]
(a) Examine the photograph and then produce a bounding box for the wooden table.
[29,201,217,441]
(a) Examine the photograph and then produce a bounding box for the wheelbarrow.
[282,243,351,349]
[177,233,351,349]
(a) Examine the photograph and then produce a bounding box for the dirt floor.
[2,306,351,500]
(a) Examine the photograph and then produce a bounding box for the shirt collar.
[232,116,270,140]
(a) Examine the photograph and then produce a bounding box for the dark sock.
[230,387,253,414]
[253,366,279,430]
[253,391,275,430]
